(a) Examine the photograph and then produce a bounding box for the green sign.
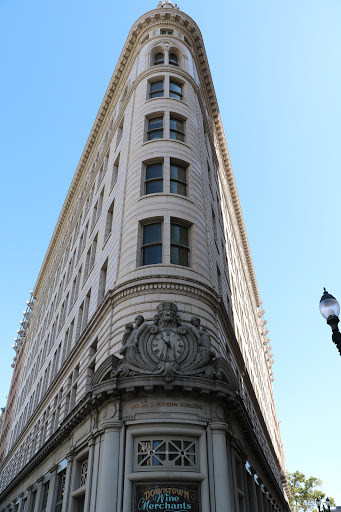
[134,483,200,511]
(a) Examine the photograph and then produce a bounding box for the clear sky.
[1,0,341,504]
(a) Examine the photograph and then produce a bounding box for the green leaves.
[287,471,335,511]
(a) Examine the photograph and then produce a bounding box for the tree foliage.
[287,471,335,512]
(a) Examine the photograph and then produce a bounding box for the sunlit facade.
[0,2,289,511]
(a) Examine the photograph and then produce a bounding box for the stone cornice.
[32,6,261,310]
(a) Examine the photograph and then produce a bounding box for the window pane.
[170,164,186,182]
[169,53,178,65]
[150,81,163,93]
[77,495,85,512]
[170,131,184,141]
[143,245,162,265]
[146,164,162,180]
[149,118,163,130]
[143,224,161,245]
[170,81,182,95]
[154,53,164,64]
[171,224,188,246]
[146,180,163,194]
[170,181,186,195]
[170,118,183,131]
[171,246,189,266]
[150,90,163,98]
[148,130,163,140]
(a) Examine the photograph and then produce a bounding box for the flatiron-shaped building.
[0,2,290,511]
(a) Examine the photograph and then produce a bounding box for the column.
[61,450,75,512]
[89,433,102,511]
[84,436,95,512]
[17,495,24,512]
[210,422,233,511]
[33,478,43,512]
[24,488,34,512]
[96,422,122,512]
[45,466,58,511]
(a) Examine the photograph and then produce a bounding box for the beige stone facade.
[0,2,289,511]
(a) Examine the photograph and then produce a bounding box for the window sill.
[145,97,188,107]
[142,139,191,150]
[138,193,194,205]
[71,486,86,499]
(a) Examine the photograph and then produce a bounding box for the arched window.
[169,53,179,66]
[154,53,164,65]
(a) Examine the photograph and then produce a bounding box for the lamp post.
[319,288,341,356]
[316,497,331,511]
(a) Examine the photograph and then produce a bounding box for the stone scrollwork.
[112,302,221,382]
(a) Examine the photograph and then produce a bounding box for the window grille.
[80,460,88,487]
[135,437,198,471]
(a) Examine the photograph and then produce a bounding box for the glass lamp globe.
[316,498,321,507]
[319,289,340,320]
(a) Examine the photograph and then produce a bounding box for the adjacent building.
[0,2,290,510]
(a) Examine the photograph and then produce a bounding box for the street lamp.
[316,497,331,511]
[319,288,341,356]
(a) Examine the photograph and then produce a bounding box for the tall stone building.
[0,1,290,511]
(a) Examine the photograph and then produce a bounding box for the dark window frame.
[169,53,179,66]
[170,162,187,196]
[170,223,190,267]
[142,223,162,266]
[170,116,185,142]
[145,162,163,195]
[149,80,164,99]
[147,116,164,141]
[169,80,183,100]
[154,53,164,65]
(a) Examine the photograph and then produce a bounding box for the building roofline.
[33,5,261,307]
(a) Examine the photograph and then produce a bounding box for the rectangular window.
[98,259,108,304]
[111,154,120,188]
[147,117,163,140]
[149,80,164,98]
[142,223,162,265]
[170,162,187,195]
[145,163,163,194]
[169,80,183,100]
[80,459,88,487]
[116,118,124,148]
[171,223,189,267]
[170,117,185,141]
[104,199,115,241]
[161,29,173,35]
[82,290,91,332]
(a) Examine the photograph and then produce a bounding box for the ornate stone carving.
[112,302,221,382]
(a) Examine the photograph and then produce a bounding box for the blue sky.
[1,0,341,503]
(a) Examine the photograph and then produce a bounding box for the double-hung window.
[145,163,163,194]
[171,223,189,267]
[170,162,187,195]
[142,223,162,265]
[169,80,182,100]
[149,80,164,98]
[170,117,185,142]
[147,117,163,140]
